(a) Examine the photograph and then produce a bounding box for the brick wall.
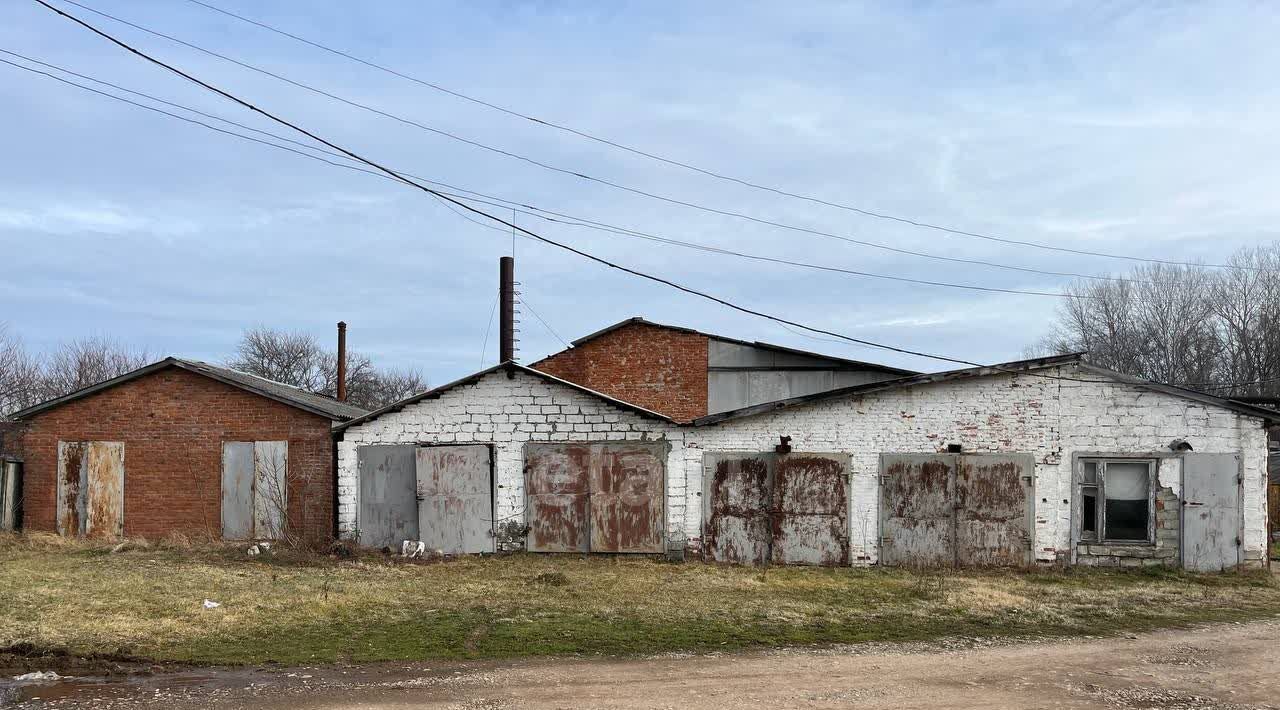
[20,367,335,543]
[337,365,1269,565]
[530,322,709,422]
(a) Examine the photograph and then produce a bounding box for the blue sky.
[2,0,1279,385]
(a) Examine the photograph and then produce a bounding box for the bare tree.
[228,326,428,409]
[39,337,151,399]
[0,324,44,416]
[1038,242,1280,396]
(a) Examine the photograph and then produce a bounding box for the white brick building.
[335,354,1274,569]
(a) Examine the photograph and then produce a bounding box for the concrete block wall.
[336,365,1270,565]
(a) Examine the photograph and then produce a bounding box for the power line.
[50,0,1222,284]
[180,0,1257,273]
[0,48,1099,301]
[517,295,569,349]
[478,293,498,368]
[31,0,1280,392]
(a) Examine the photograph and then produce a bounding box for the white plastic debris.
[203,599,221,609]
[400,540,426,559]
[247,544,261,557]
[13,671,62,682]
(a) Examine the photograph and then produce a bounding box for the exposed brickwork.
[530,322,708,422]
[19,367,336,543]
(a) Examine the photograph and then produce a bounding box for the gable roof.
[10,357,367,422]
[535,316,918,375]
[693,353,1280,426]
[335,361,675,432]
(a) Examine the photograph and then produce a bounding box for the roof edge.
[334,361,675,433]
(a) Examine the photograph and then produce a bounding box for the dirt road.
[6,619,1280,709]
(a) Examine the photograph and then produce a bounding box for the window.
[1078,458,1155,544]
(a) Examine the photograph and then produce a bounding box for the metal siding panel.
[1182,453,1243,572]
[56,441,86,537]
[772,454,849,566]
[707,370,750,414]
[0,461,19,531]
[357,444,419,548]
[703,453,774,565]
[589,444,665,553]
[955,454,1034,566]
[84,441,124,539]
[879,454,956,567]
[415,445,494,554]
[220,442,255,540]
[747,371,790,407]
[524,444,590,552]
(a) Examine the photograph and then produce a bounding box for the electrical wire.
[478,293,498,368]
[181,0,1257,272]
[0,48,1099,301]
[517,295,569,349]
[29,0,1280,392]
[48,0,1232,283]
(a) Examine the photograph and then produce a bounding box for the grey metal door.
[1182,453,1242,572]
[357,444,418,549]
[221,442,255,540]
[955,454,1034,566]
[524,444,591,552]
[416,445,494,554]
[772,454,850,566]
[879,454,956,567]
[703,454,773,565]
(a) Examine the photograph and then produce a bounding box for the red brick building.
[531,318,916,422]
[9,358,363,544]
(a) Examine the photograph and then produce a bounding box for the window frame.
[1076,456,1157,545]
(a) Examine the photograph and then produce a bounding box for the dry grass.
[1,532,1277,666]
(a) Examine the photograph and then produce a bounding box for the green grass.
[1,532,1278,666]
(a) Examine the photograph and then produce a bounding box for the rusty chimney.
[336,321,348,402]
[499,256,515,362]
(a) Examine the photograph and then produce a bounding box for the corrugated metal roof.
[532,316,919,376]
[10,358,367,422]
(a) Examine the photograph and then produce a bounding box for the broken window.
[1078,458,1155,544]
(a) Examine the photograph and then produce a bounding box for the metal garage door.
[57,441,124,539]
[703,454,772,565]
[703,452,851,566]
[416,445,494,554]
[357,444,418,549]
[880,453,1033,567]
[524,442,666,553]
[1181,453,1242,572]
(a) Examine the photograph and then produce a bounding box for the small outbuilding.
[336,353,1275,570]
[10,358,364,543]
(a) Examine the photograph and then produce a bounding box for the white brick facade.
[336,364,1269,564]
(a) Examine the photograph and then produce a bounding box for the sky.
[2,0,1279,386]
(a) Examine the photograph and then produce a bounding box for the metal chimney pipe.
[336,321,348,402]
[499,256,515,362]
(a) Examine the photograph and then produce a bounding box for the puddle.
[1,668,287,706]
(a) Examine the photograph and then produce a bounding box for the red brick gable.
[531,322,708,422]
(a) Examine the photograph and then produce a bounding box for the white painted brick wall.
[336,366,1269,563]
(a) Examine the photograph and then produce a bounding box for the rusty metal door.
[703,454,773,565]
[357,444,418,549]
[589,444,665,553]
[773,454,850,566]
[525,442,666,553]
[57,441,124,538]
[221,442,255,540]
[56,442,86,537]
[1181,453,1242,572]
[416,445,494,554]
[524,444,591,552]
[955,454,1034,566]
[879,454,956,567]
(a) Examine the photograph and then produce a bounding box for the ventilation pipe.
[500,256,516,362]
[336,321,348,402]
